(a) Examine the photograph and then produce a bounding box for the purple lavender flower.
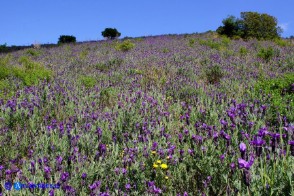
[151,142,158,151]
[238,156,254,170]
[44,166,51,180]
[230,162,236,171]
[251,136,265,156]
[121,168,127,175]
[89,180,101,192]
[60,172,70,182]
[49,189,54,196]
[239,142,246,159]
[220,154,225,162]
[125,183,131,190]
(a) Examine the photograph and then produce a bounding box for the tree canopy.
[101,28,121,39]
[217,12,282,40]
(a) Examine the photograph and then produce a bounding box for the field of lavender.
[0,33,293,195]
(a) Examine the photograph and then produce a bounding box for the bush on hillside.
[115,40,135,52]
[58,35,76,44]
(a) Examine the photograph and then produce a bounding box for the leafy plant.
[26,48,41,56]
[204,64,224,84]
[79,76,96,88]
[115,40,135,52]
[257,47,277,62]
[255,73,294,124]
[99,87,117,108]
[239,46,248,56]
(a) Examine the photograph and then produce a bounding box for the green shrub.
[129,68,143,75]
[79,50,89,60]
[0,79,13,99]
[199,39,222,50]
[255,73,294,124]
[274,38,290,47]
[95,63,109,72]
[204,64,224,84]
[188,38,195,47]
[14,56,52,86]
[0,66,10,80]
[221,36,231,46]
[115,40,135,52]
[99,87,117,108]
[239,46,248,56]
[95,58,124,72]
[26,48,41,56]
[79,76,96,88]
[162,48,170,53]
[257,47,277,62]
[0,55,52,88]
[58,35,76,44]
[0,79,10,90]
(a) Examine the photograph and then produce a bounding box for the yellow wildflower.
[153,163,159,168]
[160,163,168,170]
[151,151,156,155]
[156,160,162,164]
[165,176,169,180]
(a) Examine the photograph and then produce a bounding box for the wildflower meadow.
[0,33,293,195]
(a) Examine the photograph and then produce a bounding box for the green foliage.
[188,38,195,47]
[79,49,89,60]
[129,68,143,75]
[0,55,52,99]
[199,39,222,50]
[95,58,124,72]
[58,35,76,44]
[25,48,41,56]
[167,85,200,104]
[216,16,243,38]
[99,87,117,108]
[255,73,294,123]
[101,28,121,39]
[162,48,170,53]
[241,12,281,40]
[204,64,224,84]
[239,46,248,56]
[0,43,8,53]
[0,56,11,80]
[274,38,291,47]
[221,36,231,46]
[79,76,96,88]
[257,47,277,62]
[217,12,282,40]
[115,40,135,52]
[15,56,52,85]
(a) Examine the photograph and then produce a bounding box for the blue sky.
[1,0,293,46]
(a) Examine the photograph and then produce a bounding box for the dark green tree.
[216,12,282,40]
[216,16,243,38]
[101,28,121,39]
[58,35,76,44]
[241,12,282,40]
